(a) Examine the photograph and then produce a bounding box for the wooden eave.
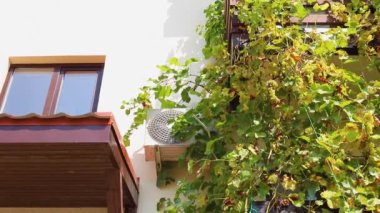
[0,112,138,211]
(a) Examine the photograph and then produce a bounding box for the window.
[0,64,103,116]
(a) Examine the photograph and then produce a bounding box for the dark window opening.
[0,64,104,116]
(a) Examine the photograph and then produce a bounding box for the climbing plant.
[122,0,380,212]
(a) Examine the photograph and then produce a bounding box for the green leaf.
[343,58,358,64]
[342,70,364,84]
[257,182,270,199]
[181,87,191,103]
[205,137,222,155]
[344,123,360,142]
[123,135,131,146]
[188,160,194,173]
[314,3,329,11]
[184,58,198,66]
[160,99,177,108]
[313,84,334,95]
[369,166,380,178]
[346,130,359,142]
[338,101,352,108]
[240,170,251,179]
[168,57,180,66]
[299,135,311,143]
[157,65,173,73]
[315,41,337,55]
[254,132,266,138]
[351,0,360,7]
[155,86,172,99]
[202,47,212,59]
[294,3,309,19]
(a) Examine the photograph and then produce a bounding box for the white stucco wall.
[0,0,212,212]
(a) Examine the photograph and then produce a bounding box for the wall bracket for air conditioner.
[144,109,192,178]
[154,145,162,173]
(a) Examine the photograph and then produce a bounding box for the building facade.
[0,0,213,212]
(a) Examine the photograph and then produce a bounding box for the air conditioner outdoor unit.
[144,108,191,163]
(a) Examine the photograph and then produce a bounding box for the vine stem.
[326,160,347,204]
[303,106,318,137]
[245,190,249,213]
[193,115,211,138]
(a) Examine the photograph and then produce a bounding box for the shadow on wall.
[164,0,212,60]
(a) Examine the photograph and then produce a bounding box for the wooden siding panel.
[0,114,139,209]
[0,125,110,143]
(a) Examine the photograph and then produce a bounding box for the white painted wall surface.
[0,0,212,212]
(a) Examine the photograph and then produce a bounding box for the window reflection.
[2,68,53,115]
[55,71,98,115]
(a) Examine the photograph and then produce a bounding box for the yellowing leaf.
[363,112,375,134]
[370,135,380,140]
[320,190,341,199]
[355,92,368,103]
[282,175,297,191]
[320,3,330,11]
[315,200,323,206]
[343,123,360,142]
[197,194,207,207]
[299,135,311,143]
[267,174,278,184]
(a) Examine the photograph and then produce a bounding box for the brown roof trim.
[9,56,106,65]
[0,112,113,126]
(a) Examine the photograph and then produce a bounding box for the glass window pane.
[55,71,98,115]
[2,68,53,115]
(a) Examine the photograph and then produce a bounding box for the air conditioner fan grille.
[147,110,184,144]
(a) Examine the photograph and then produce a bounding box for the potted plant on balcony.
[123,0,380,212]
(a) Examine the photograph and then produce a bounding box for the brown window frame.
[0,63,104,116]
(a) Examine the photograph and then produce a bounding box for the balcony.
[0,112,138,213]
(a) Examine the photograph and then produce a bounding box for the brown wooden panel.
[0,143,110,207]
[144,145,188,162]
[0,115,139,209]
[0,125,110,143]
[107,169,123,213]
[109,135,138,207]
[159,145,189,161]
[144,145,156,161]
